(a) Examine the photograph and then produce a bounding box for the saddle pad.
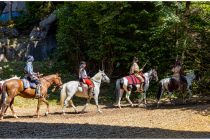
[21,79,37,89]
[125,75,142,85]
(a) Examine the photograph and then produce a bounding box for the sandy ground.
[0,100,210,138]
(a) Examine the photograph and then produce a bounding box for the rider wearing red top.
[79,61,94,95]
[129,57,144,92]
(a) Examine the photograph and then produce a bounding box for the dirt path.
[0,102,210,138]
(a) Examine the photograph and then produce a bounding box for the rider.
[79,61,94,96]
[129,57,144,92]
[24,55,41,98]
[171,58,185,81]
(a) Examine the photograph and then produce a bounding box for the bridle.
[42,77,62,88]
[91,73,107,84]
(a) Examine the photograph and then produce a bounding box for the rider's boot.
[35,84,41,99]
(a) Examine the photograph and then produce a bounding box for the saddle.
[125,73,145,85]
[21,78,37,89]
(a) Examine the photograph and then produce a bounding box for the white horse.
[114,69,158,108]
[156,70,196,107]
[60,70,110,114]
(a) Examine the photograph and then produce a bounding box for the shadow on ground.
[0,121,209,138]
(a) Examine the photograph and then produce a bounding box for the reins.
[41,76,62,88]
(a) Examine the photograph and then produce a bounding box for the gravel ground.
[0,102,210,138]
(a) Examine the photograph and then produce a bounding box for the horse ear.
[99,69,101,72]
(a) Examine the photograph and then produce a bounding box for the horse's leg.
[0,95,13,120]
[185,87,192,102]
[138,85,148,107]
[168,92,175,105]
[93,94,102,113]
[69,100,78,113]
[35,98,41,118]
[125,91,133,107]
[35,97,49,117]
[41,97,49,116]
[81,98,91,113]
[62,96,72,115]
[138,92,147,108]
[9,98,18,118]
[116,89,124,109]
[157,89,164,108]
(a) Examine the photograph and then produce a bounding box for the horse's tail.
[157,81,163,101]
[115,78,123,103]
[0,83,8,110]
[60,83,67,108]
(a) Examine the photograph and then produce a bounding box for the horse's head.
[53,73,63,88]
[186,70,196,81]
[150,69,158,82]
[99,70,110,83]
[92,70,110,84]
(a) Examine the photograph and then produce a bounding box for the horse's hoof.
[33,115,40,118]
[14,115,18,119]
[98,110,102,113]
[131,104,134,107]
[138,104,146,108]
[0,116,3,120]
[62,112,66,115]
[45,112,49,116]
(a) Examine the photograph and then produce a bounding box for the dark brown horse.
[0,73,62,120]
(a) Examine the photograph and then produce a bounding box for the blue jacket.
[24,62,36,77]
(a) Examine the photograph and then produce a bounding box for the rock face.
[0,10,58,61]
[0,31,57,61]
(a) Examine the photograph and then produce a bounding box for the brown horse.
[0,73,62,120]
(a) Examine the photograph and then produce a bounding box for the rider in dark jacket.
[24,55,41,98]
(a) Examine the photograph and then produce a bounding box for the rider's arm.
[79,68,88,79]
[129,64,134,74]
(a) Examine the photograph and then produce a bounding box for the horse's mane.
[91,71,101,81]
[41,74,58,80]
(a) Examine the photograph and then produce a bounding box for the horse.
[60,70,110,114]
[0,75,20,115]
[0,73,62,120]
[156,70,196,108]
[114,69,158,108]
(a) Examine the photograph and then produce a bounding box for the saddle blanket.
[125,74,143,85]
[21,78,37,89]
